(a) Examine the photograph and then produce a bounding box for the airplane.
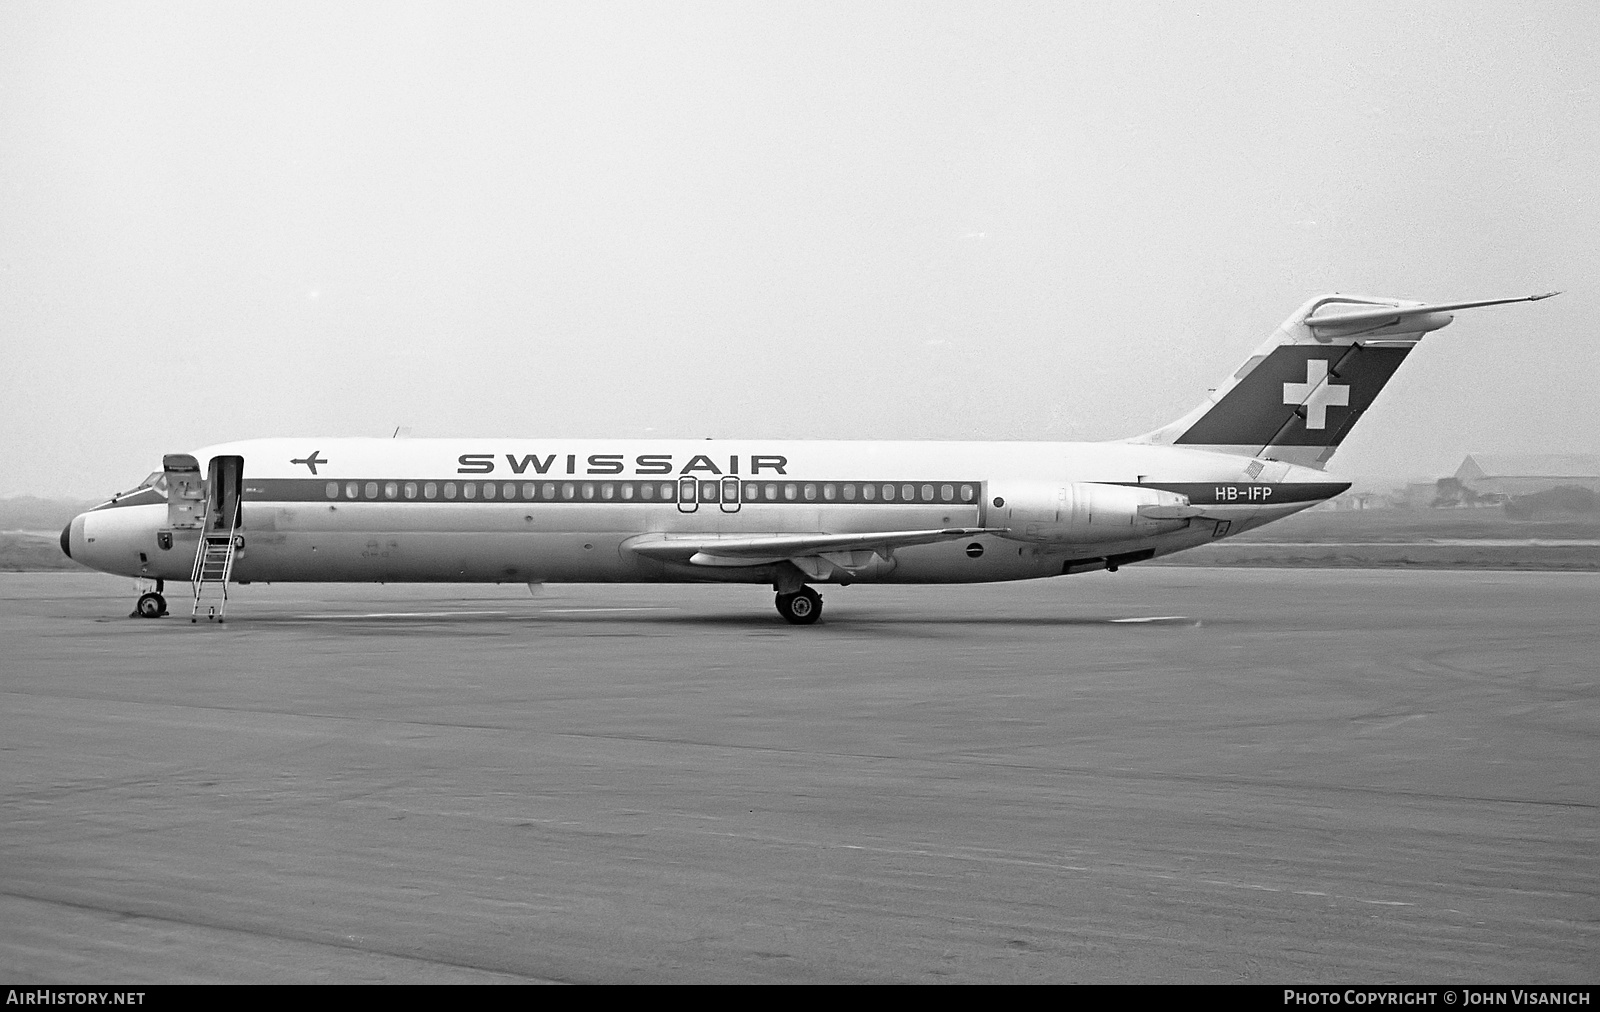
[60,291,1558,625]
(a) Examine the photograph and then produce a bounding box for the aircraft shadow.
[245,611,1206,630]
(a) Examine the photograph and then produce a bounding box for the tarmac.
[1,568,1596,983]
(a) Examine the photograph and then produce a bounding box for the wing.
[624,528,1004,574]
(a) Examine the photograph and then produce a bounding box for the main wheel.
[135,592,166,619]
[775,586,822,625]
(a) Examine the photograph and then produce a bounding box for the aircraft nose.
[60,522,72,559]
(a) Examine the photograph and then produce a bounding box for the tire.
[135,592,165,619]
[775,586,822,625]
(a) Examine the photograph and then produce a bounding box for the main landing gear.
[775,585,822,625]
[131,579,168,619]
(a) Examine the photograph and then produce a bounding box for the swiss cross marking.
[1283,359,1350,430]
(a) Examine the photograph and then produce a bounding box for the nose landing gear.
[131,580,169,619]
[775,585,822,625]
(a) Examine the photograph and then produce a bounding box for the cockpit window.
[102,471,169,506]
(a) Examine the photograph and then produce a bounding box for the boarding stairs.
[190,528,238,623]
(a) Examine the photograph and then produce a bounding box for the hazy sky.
[3,1,1596,497]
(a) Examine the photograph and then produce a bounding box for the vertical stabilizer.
[1131,292,1557,469]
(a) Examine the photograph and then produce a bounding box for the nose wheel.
[132,592,168,619]
[775,586,822,625]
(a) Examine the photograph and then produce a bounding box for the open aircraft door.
[163,454,205,531]
[205,455,244,532]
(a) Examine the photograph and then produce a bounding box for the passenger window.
[843,484,856,500]
[921,484,934,501]
[443,483,457,499]
[863,484,875,501]
[404,482,418,499]
[482,483,495,499]
[582,483,595,500]
[424,482,437,499]
[960,484,975,501]
[941,484,953,502]
[903,484,915,501]
[823,484,837,501]
[522,483,536,499]
[562,483,576,500]
[504,483,516,499]
[620,483,634,500]
[385,482,398,499]
[784,483,798,501]
[700,481,718,502]
[641,482,655,499]
[765,483,778,500]
[543,483,556,499]
[325,482,338,499]
[364,482,379,499]
[346,482,359,499]
[744,482,758,501]
[601,483,614,500]
[803,483,817,501]
[882,484,894,501]
[661,482,676,500]
[464,483,477,499]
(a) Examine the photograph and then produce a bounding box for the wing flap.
[625,527,1004,566]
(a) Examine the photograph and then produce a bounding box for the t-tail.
[1132,292,1560,468]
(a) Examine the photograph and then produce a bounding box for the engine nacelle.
[988,481,1193,544]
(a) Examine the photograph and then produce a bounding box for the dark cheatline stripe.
[87,477,1343,511]
[1117,481,1350,505]
[240,478,986,507]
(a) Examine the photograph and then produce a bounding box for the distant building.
[1454,453,1600,498]
[1315,490,1378,511]
[1390,481,1442,509]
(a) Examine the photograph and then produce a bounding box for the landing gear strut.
[131,579,168,619]
[775,585,822,625]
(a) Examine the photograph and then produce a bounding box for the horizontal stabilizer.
[625,527,1004,566]
[1306,292,1559,330]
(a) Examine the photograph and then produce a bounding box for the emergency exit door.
[677,476,741,514]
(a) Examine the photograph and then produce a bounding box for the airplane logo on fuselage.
[291,450,329,475]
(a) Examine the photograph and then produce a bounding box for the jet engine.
[987,481,1195,544]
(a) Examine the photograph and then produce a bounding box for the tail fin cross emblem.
[1283,359,1349,430]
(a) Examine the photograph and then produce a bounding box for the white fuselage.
[67,437,1346,588]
